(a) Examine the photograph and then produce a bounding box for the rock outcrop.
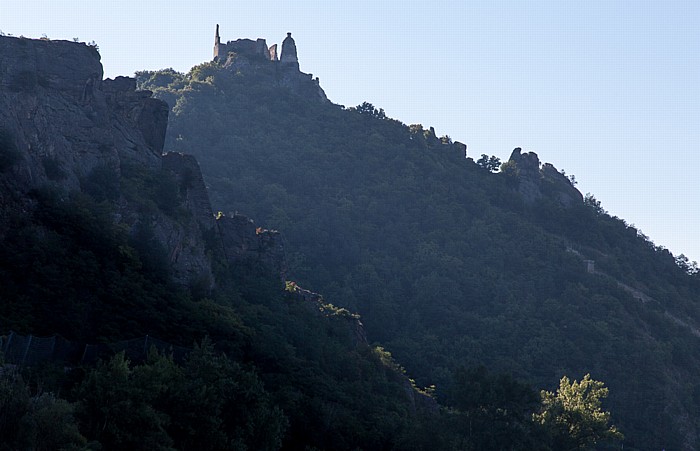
[162,152,216,230]
[0,34,298,288]
[161,152,221,284]
[1,37,120,193]
[103,77,169,157]
[286,283,368,347]
[0,35,211,286]
[217,213,286,281]
[507,147,583,207]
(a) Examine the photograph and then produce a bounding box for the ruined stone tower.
[280,32,299,66]
[209,28,326,102]
[213,24,221,60]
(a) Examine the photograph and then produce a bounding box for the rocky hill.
[0,35,450,450]
[138,44,700,449]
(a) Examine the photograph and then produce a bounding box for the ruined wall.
[216,38,273,62]
[269,44,278,61]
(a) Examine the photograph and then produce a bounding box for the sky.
[2,1,699,263]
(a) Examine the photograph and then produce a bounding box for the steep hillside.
[0,35,446,450]
[139,42,700,449]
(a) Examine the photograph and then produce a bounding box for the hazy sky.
[2,1,699,262]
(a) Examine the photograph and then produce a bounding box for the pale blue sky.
[2,1,699,262]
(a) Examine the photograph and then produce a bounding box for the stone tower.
[280,32,298,66]
[213,24,221,60]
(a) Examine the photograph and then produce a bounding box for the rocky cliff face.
[216,213,287,280]
[0,35,295,288]
[0,36,212,286]
[507,147,583,207]
[1,37,120,193]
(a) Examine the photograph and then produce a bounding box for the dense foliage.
[137,61,700,449]
[0,178,621,449]
[0,164,447,449]
[0,78,626,451]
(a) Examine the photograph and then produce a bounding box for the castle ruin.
[212,25,327,102]
[214,25,298,68]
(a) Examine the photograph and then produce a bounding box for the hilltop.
[0,34,442,450]
[136,30,700,449]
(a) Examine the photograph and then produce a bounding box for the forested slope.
[0,35,438,450]
[139,58,700,449]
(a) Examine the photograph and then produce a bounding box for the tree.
[74,352,174,450]
[354,101,386,120]
[583,193,606,216]
[451,366,542,450]
[0,369,87,451]
[675,254,699,275]
[534,374,622,450]
[476,154,501,172]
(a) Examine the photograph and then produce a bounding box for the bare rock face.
[0,36,168,193]
[0,36,102,99]
[103,77,169,156]
[0,35,213,287]
[162,152,216,230]
[1,37,116,192]
[507,147,583,207]
[540,163,583,207]
[217,213,287,281]
[161,152,221,284]
[508,148,543,203]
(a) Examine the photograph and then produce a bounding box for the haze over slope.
[0,35,441,450]
[139,45,700,449]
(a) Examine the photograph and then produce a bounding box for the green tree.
[451,366,543,450]
[476,154,501,172]
[354,101,386,119]
[534,374,622,450]
[583,193,606,215]
[19,393,87,451]
[74,352,174,450]
[0,369,87,451]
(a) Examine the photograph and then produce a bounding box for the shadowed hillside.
[138,42,700,449]
[0,35,440,450]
